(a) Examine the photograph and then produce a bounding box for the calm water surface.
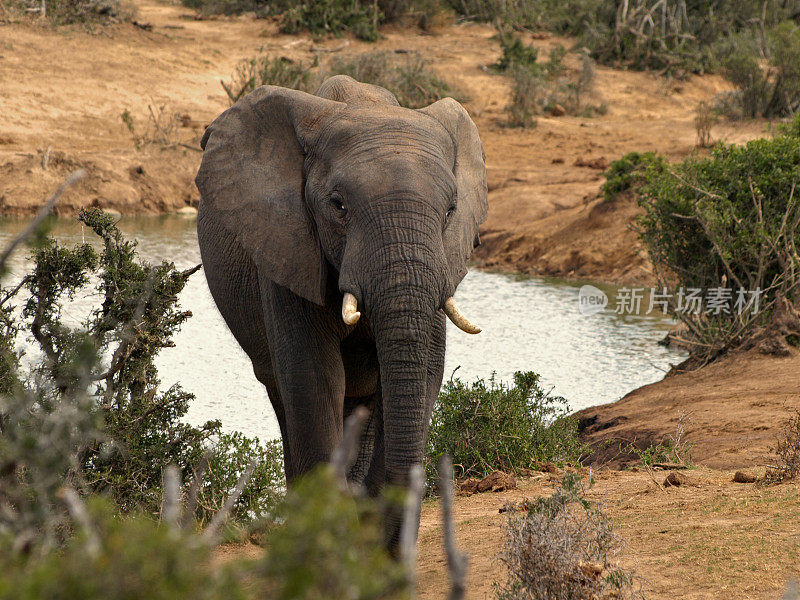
[0,216,685,440]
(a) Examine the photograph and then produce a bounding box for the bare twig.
[58,486,100,557]
[331,406,369,483]
[783,579,799,600]
[439,455,468,600]
[202,460,256,543]
[161,465,181,529]
[182,448,212,528]
[0,169,86,275]
[181,264,202,279]
[399,464,425,595]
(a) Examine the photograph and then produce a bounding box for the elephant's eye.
[445,203,457,220]
[329,192,346,213]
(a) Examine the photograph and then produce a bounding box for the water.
[0,216,685,440]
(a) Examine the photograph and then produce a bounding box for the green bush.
[280,0,380,41]
[495,474,640,600]
[327,50,460,108]
[425,372,586,484]
[221,50,460,109]
[221,56,318,105]
[718,21,800,118]
[11,0,136,25]
[0,208,284,545]
[601,151,666,202]
[258,466,408,599]
[494,30,604,124]
[181,0,407,27]
[198,432,285,524]
[180,0,288,17]
[635,127,800,358]
[495,27,542,74]
[506,64,542,128]
[0,499,247,600]
[451,0,800,80]
[0,468,410,600]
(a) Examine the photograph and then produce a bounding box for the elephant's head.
[195,75,487,514]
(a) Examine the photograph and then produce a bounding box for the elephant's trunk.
[371,298,435,551]
[360,247,443,551]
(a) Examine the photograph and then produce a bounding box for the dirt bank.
[578,349,800,470]
[1,1,768,282]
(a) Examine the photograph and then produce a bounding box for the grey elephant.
[195,75,487,550]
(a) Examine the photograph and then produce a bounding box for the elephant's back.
[314,75,400,107]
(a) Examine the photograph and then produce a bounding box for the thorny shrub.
[495,473,641,600]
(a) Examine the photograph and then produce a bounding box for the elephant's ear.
[419,98,488,287]
[196,86,343,305]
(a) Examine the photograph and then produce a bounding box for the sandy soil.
[215,466,800,600]
[416,467,800,600]
[0,0,768,282]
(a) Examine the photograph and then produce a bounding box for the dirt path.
[1,0,768,282]
[215,467,800,600]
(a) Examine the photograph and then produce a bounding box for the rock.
[663,471,689,487]
[103,208,122,218]
[176,206,198,216]
[476,470,517,493]
[549,104,566,117]
[733,470,757,483]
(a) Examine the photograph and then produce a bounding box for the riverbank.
[1,0,769,284]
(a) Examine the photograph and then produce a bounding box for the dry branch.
[161,465,181,529]
[331,406,369,483]
[439,455,468,600]
[399,464,425,594]
[0,169,86,274]
[203,460,257,542]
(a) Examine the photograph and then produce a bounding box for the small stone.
[663,471,688,487]
[176,206,198,216]
[549,104,566,117]
[733,470,757,483]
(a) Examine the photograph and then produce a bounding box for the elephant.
[195,74,487,550]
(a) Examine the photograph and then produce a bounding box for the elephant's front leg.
[262,283,346,483]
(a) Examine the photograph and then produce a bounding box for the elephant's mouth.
[340,292,481,334]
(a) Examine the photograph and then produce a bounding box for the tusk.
[342,292,361,326]
[443,297,481,334]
